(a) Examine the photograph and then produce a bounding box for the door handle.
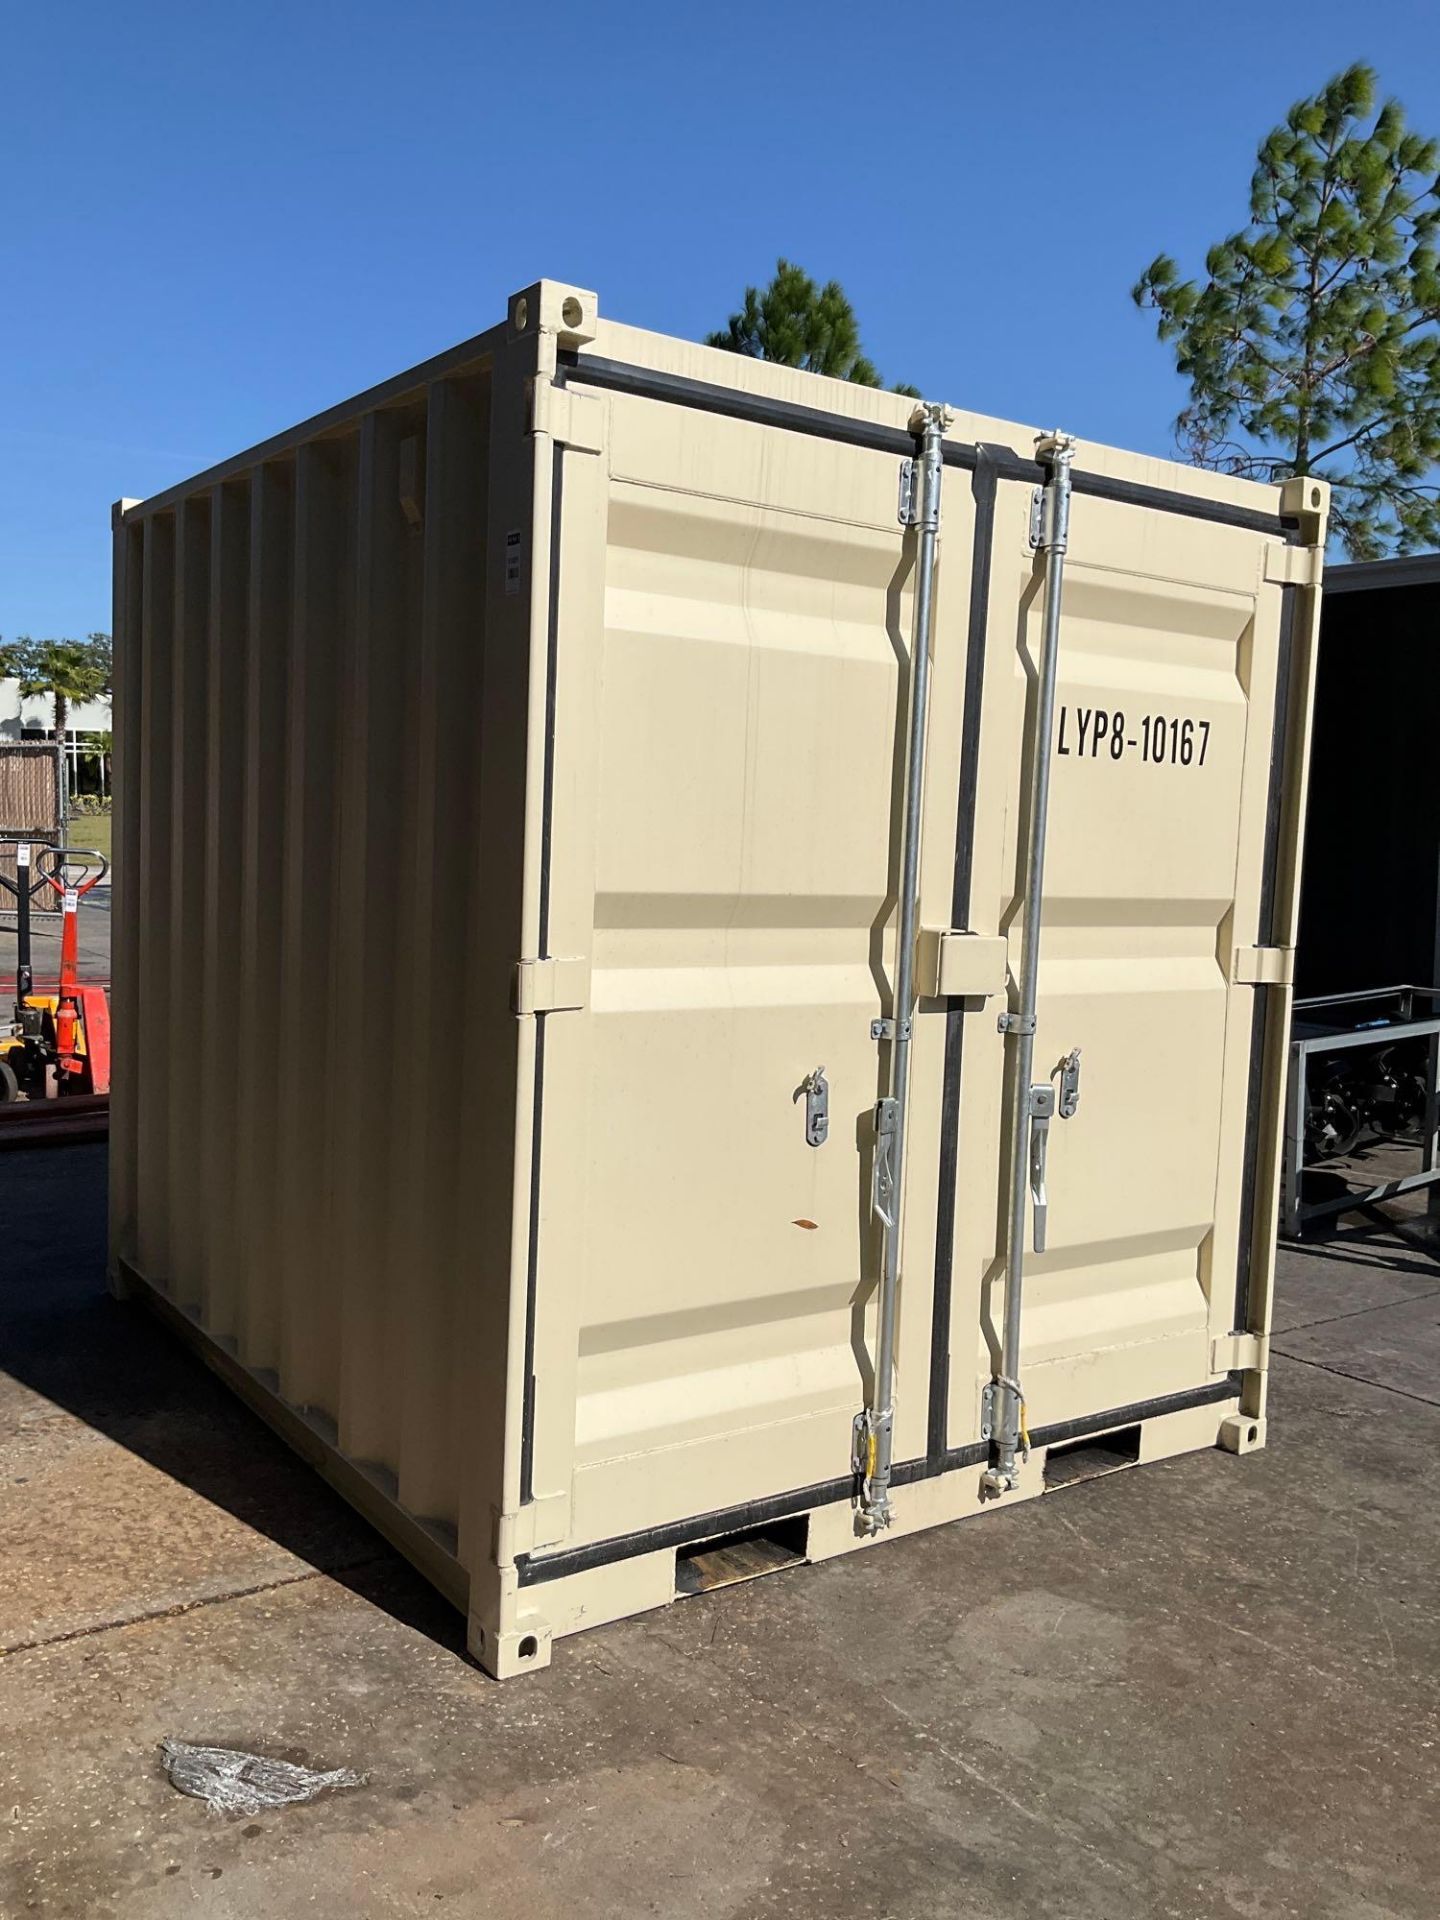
[871,1096,898,1227]
[1026,1084,1055,1253]
[1026,1049,1082,1254]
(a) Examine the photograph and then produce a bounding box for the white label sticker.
[16,843,30,868]
[64,887,79,914]
[504,528,523,596]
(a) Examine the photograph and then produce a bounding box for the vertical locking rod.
[855,401,950,1533]
[983,431,1076,1497]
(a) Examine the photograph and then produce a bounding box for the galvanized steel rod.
[985,432,1075,1495]
[857,402,949,1533]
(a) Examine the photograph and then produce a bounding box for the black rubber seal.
[1233,582,1298,1333]
[515,1377,1239,1586]
[558,352,1292,537]
[518,452,566,1505]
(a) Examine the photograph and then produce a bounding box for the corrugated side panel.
[112,364,502,1560]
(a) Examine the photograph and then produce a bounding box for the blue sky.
[4,2,1438,637]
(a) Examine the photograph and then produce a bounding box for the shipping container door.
[947,482,1289,1446]
[529,383,971,1550]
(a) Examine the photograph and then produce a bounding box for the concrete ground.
[2,1148,1436,1919]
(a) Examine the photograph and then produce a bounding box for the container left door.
[522,381,972,1553]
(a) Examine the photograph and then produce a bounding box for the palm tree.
[6,635,112,737]
[0,633,112,807]
[86,729,113,800]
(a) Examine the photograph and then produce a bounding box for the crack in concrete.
[1272,1282,1440,1338]
[878,1689,1129,1874]
[1271,1347,1440,1410]
[620,1610,1156,1892]
[0,1553,391,1660]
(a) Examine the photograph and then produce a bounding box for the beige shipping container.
[110,279,1327,1677]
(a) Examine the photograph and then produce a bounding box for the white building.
[0,677,113,794]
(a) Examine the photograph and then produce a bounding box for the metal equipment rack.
[1282,985,1440,1239]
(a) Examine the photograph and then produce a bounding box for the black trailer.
[1298,554,1440,998]
[1288,554,1440,1235]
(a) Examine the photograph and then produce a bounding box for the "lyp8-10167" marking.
[1056,706,1210,768]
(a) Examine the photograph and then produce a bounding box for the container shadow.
[1282,1192,1440,1272]
[0,1140,469,1661]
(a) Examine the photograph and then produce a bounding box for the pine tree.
[1134,64,1440,557]
[708,259,917,394]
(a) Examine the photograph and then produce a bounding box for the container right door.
[947,481,1292,1443]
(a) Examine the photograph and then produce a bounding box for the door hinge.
[1212,1330,1268,1373]
[527,380,605,455]
[1263,543,1323,588]
[1233,945,1294,987]
[513,955,590,1014]
[1027,485,1045,550]
[493,1489,571,1564]
[897,457,918,526]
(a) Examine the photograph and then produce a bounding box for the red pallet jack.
[0,842,110,1103]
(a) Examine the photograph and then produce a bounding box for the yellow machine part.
[2,996,90,1059]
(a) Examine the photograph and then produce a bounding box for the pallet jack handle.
[35,846,109,902]
[0,840,52,1003]
[34,849,109,1079]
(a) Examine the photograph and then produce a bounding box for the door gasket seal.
[515,1377,1240,1585]
[556,352,1294,538]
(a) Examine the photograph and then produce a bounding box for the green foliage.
[0,632,112,734]
[1134,63,1440,557]
[708,258,918,394]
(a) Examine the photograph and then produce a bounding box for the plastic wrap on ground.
[158,1738,366,1815]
